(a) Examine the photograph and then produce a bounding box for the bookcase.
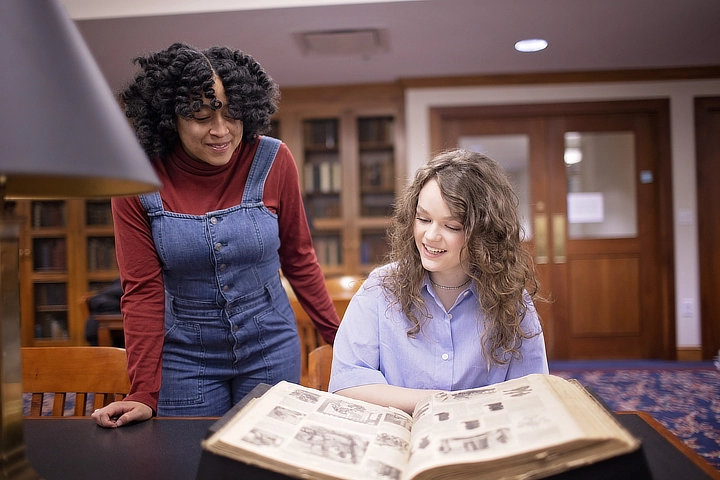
[12,198,119,346]
[7,85,403,345]
[273,84,405,276]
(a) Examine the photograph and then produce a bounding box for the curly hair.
[119,42,280,158]
[381,149,542,365]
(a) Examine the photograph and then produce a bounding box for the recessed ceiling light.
[514,38,548,53]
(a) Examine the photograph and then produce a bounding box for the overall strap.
[138,191,163,214]
[241,136,281,204]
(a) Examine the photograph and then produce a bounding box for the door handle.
[533,214,548,265]
[552,214,566,264]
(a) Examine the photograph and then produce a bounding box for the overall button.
[214,242,222,251]
[219,264,227,271]
[209,217,217,225]
[441,353,450,360]
[232,325,239,332]
[222,285,230,292]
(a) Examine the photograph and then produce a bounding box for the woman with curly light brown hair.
[330,149,548,414]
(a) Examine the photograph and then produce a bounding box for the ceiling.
[64,0,720,92]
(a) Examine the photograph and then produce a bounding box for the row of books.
[313,235,342,267]
[32,201,66,228]
[86,201,113,226]
[360,234,389,265]
[358,116,394,145]
[87,237,117,271]
[360,150,395,190]
[305,196,341,219]
[34,314,69,339]
[32,238,67,271]
[360,192,395,217]
[312,234,388,268]
[31,200,113,229]
[304,119,337,149]
[304,160,342,194]
[302,117,393,149]
[34,282,67,307]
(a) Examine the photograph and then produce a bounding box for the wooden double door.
[431,100,675,360]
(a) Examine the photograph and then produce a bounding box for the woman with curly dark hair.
[329,149,548,414]
[92,43,339,428]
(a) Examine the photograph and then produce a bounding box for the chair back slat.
[282,275,363,387]
[22,346,131,417]
[308,345,333,392]
[29,393,44,417]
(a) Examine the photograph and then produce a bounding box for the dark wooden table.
[23,412,719,480]
[24,417,215,480]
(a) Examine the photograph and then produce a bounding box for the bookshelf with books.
[16,198,120,346]
[273,84,405,276]
[358,116,396,218]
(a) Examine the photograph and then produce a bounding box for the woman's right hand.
[91,400,153,428]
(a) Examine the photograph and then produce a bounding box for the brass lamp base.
[0,216,41,479]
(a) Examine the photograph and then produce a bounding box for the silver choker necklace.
[429,277,471,290]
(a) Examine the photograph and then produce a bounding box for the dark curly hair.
[381,149,543,365]
[119,42,280,159]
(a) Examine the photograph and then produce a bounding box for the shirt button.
[214,242,222,251]
[447,314,453,320]
[210,217,217,225]
[442,353,450,360]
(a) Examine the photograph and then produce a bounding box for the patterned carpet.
[549,360,720,471]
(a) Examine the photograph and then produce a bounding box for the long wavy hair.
[382,149,542,365]
[119,42,280,159]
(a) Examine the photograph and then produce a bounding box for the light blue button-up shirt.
[329,264,549,393]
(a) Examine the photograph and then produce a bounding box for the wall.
[405,79,720,348]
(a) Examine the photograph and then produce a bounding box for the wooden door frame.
[430,99,676,359]
[695,96,720,360]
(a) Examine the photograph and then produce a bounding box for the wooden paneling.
[401,66,720,89]
[569,257,640,335]
[695,96,720,359]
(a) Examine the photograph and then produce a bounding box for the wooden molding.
[397,65,720,89]
[278,82,403,108]
[277,66,720,109]
[676,347,703,361]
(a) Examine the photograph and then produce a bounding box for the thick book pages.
[201,374,641,480]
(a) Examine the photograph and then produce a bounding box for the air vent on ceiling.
[294,28,388,56]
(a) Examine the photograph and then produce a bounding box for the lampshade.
[0,1,160,478]
[0,0,161,197]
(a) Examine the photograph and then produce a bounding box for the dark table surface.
[25,417,215,480]
[23,411,719,480]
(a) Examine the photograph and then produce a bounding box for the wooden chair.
[78,291,96,324]
[324,275,364,321]
[308,344,333,392]
[282,275,363,387]
[22,346,131,416]
[81,288,125,347]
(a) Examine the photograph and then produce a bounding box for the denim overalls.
[139,137,301,416]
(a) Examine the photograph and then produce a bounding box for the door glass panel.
[565,132,637,239]
[459,135,531,240]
